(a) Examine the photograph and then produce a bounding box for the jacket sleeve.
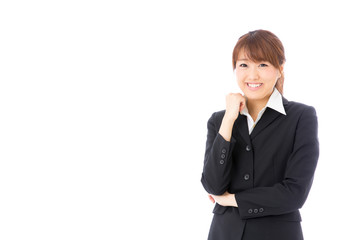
[201,112,237,195]
[235,106,319,219]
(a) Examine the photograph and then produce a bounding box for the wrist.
[223,113,237,123]
[227,193,238,207]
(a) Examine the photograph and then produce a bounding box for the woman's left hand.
[209,191,238,207]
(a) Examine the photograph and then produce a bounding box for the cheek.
[235,72,246,83]
[262,69,279,81]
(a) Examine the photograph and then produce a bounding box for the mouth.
[246,83,263,90]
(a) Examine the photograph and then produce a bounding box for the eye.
[259,63,268,67]
[239,63,247,67]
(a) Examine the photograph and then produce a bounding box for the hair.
[232,29,286,94]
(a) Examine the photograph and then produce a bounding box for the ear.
[279,63,285,74]
[278,63,285,78]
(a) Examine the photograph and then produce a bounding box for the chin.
[244,92,265,100]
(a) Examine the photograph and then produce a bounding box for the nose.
[248,66,259,80]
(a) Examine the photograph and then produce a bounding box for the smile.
[247,83,263,89]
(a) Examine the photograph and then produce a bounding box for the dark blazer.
[201,97,319,240]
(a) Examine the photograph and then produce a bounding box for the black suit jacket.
[201,97,319,240]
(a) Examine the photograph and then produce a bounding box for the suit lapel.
[231,96,289,143]
[233,114,251,145]
[250,96,289,140]
[250,108,281,139]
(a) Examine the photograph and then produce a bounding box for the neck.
[246,97,269,122]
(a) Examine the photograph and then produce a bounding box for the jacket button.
[244,174,250,180]
[254,208,258,214]
[245,145,251,151]
[221,154,226,159]
[221,148,226,153]
[248,209,253,214]
[259,208,264,213]
[219,160,225,164]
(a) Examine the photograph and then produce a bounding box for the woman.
[201,30,319,240]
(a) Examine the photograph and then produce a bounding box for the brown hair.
[232,30,286,94]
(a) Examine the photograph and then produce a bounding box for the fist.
[224,93,246,121]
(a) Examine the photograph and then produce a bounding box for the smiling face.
[235,50,283,102]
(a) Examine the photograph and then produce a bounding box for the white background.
[1,0,359,239]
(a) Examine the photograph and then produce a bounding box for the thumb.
[239,101,245,112]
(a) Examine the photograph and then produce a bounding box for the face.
[235,50,283,102]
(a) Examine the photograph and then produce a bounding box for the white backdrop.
[1,0,359,239]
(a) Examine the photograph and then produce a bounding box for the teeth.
[248,83,262,88]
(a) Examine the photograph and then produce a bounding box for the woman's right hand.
[224,93,246,121]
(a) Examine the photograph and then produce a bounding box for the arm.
[209,191,238,207]
[201,93,246,195]
[234,106,319,219]
[200,112,237,195]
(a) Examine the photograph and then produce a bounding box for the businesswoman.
[201,29,319,240]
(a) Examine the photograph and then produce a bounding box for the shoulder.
[284,98,317,116]
[207,109,226,128]
[210,109,226,120]
[283,99,318,126]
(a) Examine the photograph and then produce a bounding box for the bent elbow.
[288,185,313,210]
[201,174,228,195]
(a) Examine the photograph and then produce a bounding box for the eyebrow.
[237,58,270,63]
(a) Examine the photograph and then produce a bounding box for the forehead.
[237,50,249,60]
[237,48,265,62]
[237,50,266,62]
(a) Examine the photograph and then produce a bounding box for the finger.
[208,194,215,203]
[239,101,245,112]
[208,194,214,202]
[239,97,247,112]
